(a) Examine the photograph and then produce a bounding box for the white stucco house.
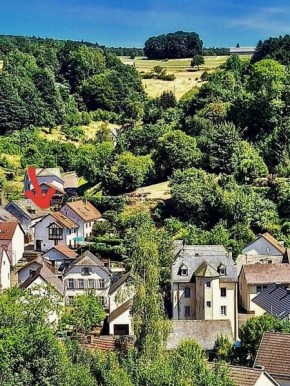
[33,212,79,252]
[242,233,285,256]
[171,242,238,338]
[108,272,134,336]
[19,260,64,324]
[60,200,102,240]
[0,222,25,266]
[0,247,11,290]
[63,250,111,306]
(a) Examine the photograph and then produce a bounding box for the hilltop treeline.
[144,31,203,59]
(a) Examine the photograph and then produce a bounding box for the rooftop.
[252,283,290,320]
[64,200,101,221]
[50,212,79,229]
[243,233,286,255]
[242,263,290,285]
[236,254,283,275]
[254,332,290,380]
[20,260,64,295]
[35,168,63,181]
[63,250,111,276]
[0,222,19,240]
[47,244,78,259]
[172,243,237,283]
[166,320,233,351]
[5,199,50,220]
[0,206,18,222]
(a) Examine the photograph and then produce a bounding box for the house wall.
[172,282,196,320]
[63,265,110,304]
[46,249,67,263]
[173,278,237,337]
[18,262,41,283]
[34,215,78,251]
[11,225,25,265]
[109,309,133,335]
[242,238,283,256]
[255,373,280,386]
[0,250,10,289]
[60,205,95,239]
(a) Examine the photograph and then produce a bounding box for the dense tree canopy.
[144,31,203,59]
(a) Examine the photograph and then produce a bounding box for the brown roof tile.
[0,222,19,240]
[243,263,290,285]
[49,244,78,259]
[65,200,101,221]
[50,212,79,229]
[254,331,290,380]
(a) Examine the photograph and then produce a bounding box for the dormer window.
[82,267,91,276]
[218,264,226,276]
[180,264,188,276]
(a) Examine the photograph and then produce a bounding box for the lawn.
[120,55,251,100]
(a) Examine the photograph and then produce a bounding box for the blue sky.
[1,0,290,47]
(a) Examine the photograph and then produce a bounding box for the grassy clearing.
[120,55,250,100]
[134,181,171,200]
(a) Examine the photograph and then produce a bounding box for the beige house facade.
[172,243,238,338]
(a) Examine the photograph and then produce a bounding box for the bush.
[159,72,176,81]
[61,125,85,140]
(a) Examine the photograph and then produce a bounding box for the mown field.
[120,56,250,100]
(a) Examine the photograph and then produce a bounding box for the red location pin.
[24,167,56,209]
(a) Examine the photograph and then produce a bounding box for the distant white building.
[24,168,64,192]
[34,212,79,252]
[60,200,102,240]
[230,47,255,55]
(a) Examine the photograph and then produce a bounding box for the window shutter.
[64,280,67,290]
[74,279,77,289]
[84,279,87,289]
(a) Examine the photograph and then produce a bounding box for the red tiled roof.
[65,200,101,221]
[50,212,79,229]
[254,331,290,380]
[0,222,18,240]
[49,244,78,259]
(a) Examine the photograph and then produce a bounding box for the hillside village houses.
[0,247,11,290]
[0,222,25,266]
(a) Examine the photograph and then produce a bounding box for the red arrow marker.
[24,167,56,209]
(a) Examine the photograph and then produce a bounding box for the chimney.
[254,365,265,371]
[228,247,233,259]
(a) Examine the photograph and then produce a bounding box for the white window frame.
[184,287,191,298]
[206,301,211,308]
[221,306,227,316]
[221,287,227,297]
[78,279,84,289]
[68,278,74,289]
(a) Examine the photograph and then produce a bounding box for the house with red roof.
[0,222,25,266]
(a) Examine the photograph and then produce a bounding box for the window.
[180,268,188,276]
[184,287,191,298]
[67,296,74,305]
[129,307,133,316]
[83,267,90,275]
[221,306,227,316]
[221,288,227,297]
[206,301,211,308]
[257,285,267,294]
[184,306,191,317]
[68,279,74,289]
[88,279,94,289]
[99,279,105,289]
[78,279,84,289]
[206,281,211,288]
[99,296,106,306]
[48,225,63,240]
[54,240,58,246]
[219,265,227,276]
[29,269,36,277]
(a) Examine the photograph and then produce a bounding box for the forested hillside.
[1,35,290,254]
